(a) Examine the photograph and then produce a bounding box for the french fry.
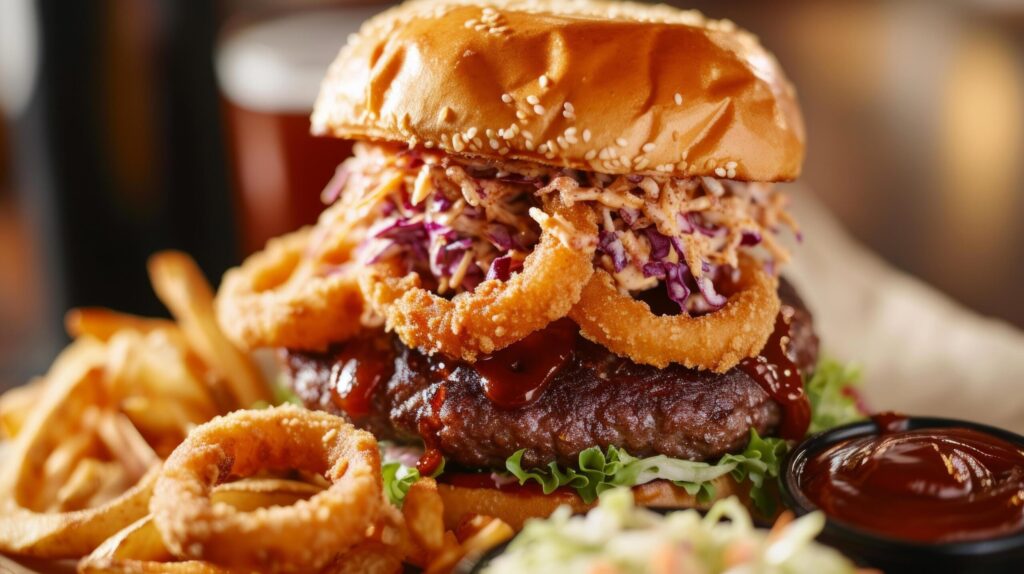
[456,515,514,559]
[0,378,45,438]
[147,251,272,408]
[55,460,126,512]
[0,339,163,558]
[65,308,177,342]
[78,515,229,573]
[78,479,344,574]
[95,412,160,484]
[403,478,446,555]
[106,330,219,431]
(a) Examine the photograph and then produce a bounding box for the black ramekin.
[781,416,1024,574]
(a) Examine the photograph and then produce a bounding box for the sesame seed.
[516,110,527,120]
[726,161,738,169]
[452,134,466,152]
[584,149,597,160]
[485,129,495,138]
[539,75,550,88]
[616,137,628,147]
[674,92,683,105]
[425,141,435,148]
[526,95,540,105]
[466,127,478,139]
[525,140,535,151]
[582,129,592,142]
[439,106,454,123]
[489,138,500,149]
[557,136,568,148]
[565,127,577,136]
[564,102,575,113]
[727,168,737,178]
[533,104,546,115]
[522,130,534,141]
[501,93,513,104]
[473,137,483,148]
[642,143,656,153]
[714,167,727,177]
[537,143,548,153]
[499,147,510,155]
[464,19,478,28]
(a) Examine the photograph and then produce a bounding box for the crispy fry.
[55,460,128,512]
[403,478,446,555]
[0,378,45,438]
[65,308,177,342]
[0,339,162,558]
[457,516,514,558]
[95,412,160,484]
[148,251,271,407]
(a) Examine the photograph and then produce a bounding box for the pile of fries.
[0,252,511,573]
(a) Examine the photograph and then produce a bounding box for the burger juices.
[216,0,852,528]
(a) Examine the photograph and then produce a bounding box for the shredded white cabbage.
[483,489,858,574]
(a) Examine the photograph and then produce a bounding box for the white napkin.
[785,187,1024,433]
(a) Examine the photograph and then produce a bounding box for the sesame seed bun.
[311,0,805,181]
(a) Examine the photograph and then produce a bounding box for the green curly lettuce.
[382,461,421,507]
[806,358,865,435]
[381,456,445,506]
[505,429,786,514]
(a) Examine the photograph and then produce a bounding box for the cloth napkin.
[786,188,1024,433]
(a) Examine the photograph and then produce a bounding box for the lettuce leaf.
[506,429,786,514]
[806,358,865,435]
[382,461,421,507]
[381,457,445,506]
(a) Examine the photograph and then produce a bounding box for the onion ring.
[569,254,780,372]
[215,224,365,351]
[151,405,384,572]
[359,197,597,360]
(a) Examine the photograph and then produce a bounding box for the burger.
[216,0,842,531]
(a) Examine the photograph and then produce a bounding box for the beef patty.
[284,280,818,470]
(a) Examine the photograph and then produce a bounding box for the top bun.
[312,0,804,181]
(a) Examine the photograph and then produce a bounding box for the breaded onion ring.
[151,406,383,573]
[215,225,365,351]
[569,255,780,372]
[359,197,597,361]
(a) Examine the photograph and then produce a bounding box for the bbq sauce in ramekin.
[799,413,1024,543]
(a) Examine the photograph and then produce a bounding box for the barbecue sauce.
[800,415,1024,542]
[739,306,811,440]
[416,384,447,476]
[328,338,394,418]
[475,319,576,409]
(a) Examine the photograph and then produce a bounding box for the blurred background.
[1,0,1023,389]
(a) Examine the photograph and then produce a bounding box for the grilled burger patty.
[284,281,818,470]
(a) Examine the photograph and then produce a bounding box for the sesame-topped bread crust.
[311,0,805,181]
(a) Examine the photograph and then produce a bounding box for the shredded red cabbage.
[598,230,629,273]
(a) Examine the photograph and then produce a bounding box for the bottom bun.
[437,476,754,531]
